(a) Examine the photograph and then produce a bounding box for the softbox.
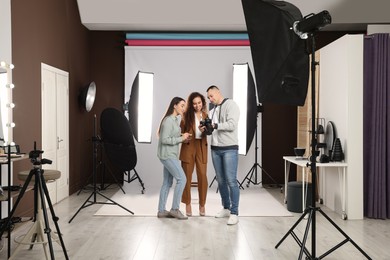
[241,0,309,106]
[100,108,137,171]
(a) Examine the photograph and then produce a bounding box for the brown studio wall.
[11,0,92,216]
[262,104,297,184]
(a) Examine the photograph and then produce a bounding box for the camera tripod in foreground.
[0,143,69,260]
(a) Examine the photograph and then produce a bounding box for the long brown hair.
[157,97,185,135]
[183,92,207,132]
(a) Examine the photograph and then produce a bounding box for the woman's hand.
[182,133,192,143]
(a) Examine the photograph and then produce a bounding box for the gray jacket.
[157,115,182,160]
[209,99,240,149]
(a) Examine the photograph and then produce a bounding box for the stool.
[11,169,63,260]
[287,181,312,213]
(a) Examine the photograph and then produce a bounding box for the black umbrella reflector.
[241,0,309,106]
[101,107,137,171]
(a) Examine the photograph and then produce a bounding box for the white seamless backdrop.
[124,46,261,189]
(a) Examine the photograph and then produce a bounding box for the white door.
[41,63,69,203]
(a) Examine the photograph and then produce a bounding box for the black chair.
[100,108,145,193]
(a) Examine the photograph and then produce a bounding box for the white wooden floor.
[1,185,389,260]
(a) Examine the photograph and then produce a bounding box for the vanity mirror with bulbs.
[0,61,15,148]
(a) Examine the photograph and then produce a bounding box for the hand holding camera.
[199,117,214,135]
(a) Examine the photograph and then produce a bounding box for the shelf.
[0,186,33,201]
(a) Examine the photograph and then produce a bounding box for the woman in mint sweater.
[157,97,192,220]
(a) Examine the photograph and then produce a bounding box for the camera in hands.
[200,117,214,135]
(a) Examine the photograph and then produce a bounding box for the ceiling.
[77,0,390,32]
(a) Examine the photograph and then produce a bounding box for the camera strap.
[218,98,229,122]
[210,98,228,123]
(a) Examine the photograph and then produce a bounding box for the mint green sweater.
[157,115,183,160]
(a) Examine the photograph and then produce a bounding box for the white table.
[283,156,348,219]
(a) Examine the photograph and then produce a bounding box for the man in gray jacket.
[205,85,240,225]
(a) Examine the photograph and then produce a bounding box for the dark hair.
[183,92,207,132]
[206,85,219,92]
[157,97,185,135]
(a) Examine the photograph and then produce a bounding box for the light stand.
[240,106,280,188]
[275,33,371,260]
[76,134,126,194]
[69,115,134,223]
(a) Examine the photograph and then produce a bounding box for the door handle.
[57,137,64,149]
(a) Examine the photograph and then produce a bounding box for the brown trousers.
[181,139,208,206]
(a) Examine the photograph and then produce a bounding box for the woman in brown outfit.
[180,92,209,216]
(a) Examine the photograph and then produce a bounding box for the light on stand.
[233,63,257,156]
[79,81,96,112]
[127,71,154,143]
[293,11,332,39]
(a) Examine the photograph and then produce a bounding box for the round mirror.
[324,121,336,156]
[79,82,96,112]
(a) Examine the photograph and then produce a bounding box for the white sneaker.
[227,214,239,225]
[215,209,230,218]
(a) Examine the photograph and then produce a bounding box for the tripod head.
[28,142,52,166]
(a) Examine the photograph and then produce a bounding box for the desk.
[0,153,28,258]
[283,156,348,219]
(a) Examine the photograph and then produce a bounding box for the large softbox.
[241,0,309,106]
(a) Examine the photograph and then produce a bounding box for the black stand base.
[77,159,126,195]
[240,162,280,188]
[275,206,372,260]
[124,168,145,194]
[69,188,134,223]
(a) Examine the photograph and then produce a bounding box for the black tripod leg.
[0,170,34,237]
[257,164,280,187]
[100,163,126,194]
[298,209,314,260]
[240,165,256,187]
[97,191,134,215]
[317,208,372,259]
[275,207,310,249]
[104,165,126,193]
[40,176,69,260]
[36,175,55,260]
[132,169,145,194]
[68,191,96,223]
[76,173,94,195]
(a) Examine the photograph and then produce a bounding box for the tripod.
[77,135,125,194]
[275,34,371,259]
[123,168,145,194]
[240,110,280,188]
[69,115,134,223]
[0,145,69,260]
